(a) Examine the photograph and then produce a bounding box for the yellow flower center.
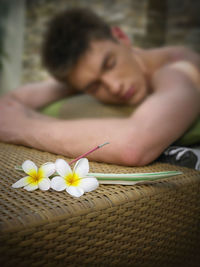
[65,173,80,186]
[28,169,44,185]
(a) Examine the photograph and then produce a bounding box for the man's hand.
[0,95,37,144]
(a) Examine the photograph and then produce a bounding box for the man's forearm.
[10,79,76,109]
[21,115,135,165]
[0,94,139,166]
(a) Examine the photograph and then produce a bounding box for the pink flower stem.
[68,142,110,165]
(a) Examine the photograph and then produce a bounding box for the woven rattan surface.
[0,142,200,266]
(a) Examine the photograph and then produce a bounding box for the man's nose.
[102,74,123,96]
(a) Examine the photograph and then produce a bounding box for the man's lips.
[122,86,135,100]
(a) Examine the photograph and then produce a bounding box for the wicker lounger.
[0,142,200,267]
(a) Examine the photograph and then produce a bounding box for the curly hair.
[41,8,113,82]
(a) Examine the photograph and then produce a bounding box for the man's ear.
[111,26,131,46]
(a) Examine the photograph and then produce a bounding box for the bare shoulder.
[167,60,200,87]
[163,45,200,67]
[151,46,200,90]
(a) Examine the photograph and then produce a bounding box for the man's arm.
[128,64,200,165]
[8,78,76,109]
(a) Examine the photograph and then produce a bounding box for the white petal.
[74,158,89,177]
[55,159,72,177]
[40,162,55,177]
[43,161,55,165]
[24,184,38,191]
[51,176,66,191]
[22,160,38,175]
[79,177,99,192]
[12,176,30,188]
[38,178,51,191]
[66,186,84,197]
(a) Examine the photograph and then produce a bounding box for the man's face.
[68,39,148,105]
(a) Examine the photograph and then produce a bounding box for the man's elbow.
[118,143,155,167]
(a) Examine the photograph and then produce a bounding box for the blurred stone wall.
[166,0,200,52]
[22,0,200,83]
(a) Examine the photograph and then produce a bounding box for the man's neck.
[132,47,170,79]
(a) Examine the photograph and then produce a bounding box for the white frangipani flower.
[12,160,55,191]
[51,158,99,197]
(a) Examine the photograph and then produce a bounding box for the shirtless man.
[0,8,200,166]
